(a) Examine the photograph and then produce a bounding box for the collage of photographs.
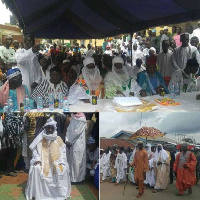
[0,0,200,200]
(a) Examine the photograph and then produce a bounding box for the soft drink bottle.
[24,95,30,112]
[58,90,64,109]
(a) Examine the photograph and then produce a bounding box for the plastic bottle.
[63,97,69,112]
[58,90,64,109]
[171,84,175,99]
[7,96,14,112]
[24,95,30,112]
[3,103,9,113]
[49,92,54,111]
[37,95,43,111]
[175,82,180,96]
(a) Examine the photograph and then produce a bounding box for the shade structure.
[2,0,200,39]
[130,126,164,140]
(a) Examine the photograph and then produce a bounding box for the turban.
[112,56,124,65]
[63,59,70,63]
[164,26,168,30]
[83,56,95,67]
[87,137,96,144]
[44,117,57,130]
[138,141,143,144]
[149,47,156,53]
[7,68,21,80]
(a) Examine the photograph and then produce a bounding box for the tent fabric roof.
[2,0,200,39]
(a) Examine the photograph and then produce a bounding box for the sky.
[100,112,200,143]
[0,1,12,24]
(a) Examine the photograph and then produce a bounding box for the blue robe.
[137,70,169,96]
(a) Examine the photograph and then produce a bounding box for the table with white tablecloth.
[30,92,200,113]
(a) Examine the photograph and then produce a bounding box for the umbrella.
[130,126,164,143]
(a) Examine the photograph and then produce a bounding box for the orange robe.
[133,149,149,181]
[173,151,197,193]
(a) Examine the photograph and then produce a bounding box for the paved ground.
[100,181,200,200]
[0,172,98,200]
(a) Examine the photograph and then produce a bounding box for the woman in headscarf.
[76,56,104,98]
[104,56,141,99]
[25,117,71,200]
[0,68,33,111]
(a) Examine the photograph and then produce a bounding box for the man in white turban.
[153,144,170,193]
[104,56,141,98]
[65,113,87,182]
[25,118,71,200]
[76,56,104,98]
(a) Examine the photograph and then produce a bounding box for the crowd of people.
[100,142,200,198]
[1,22,200,111]
[0,112,99,200]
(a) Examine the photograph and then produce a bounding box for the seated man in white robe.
[104,56,141,99]
[31,66,68,107]
[169,58,199,93]
[25,118,71,200]
[65,113,87,182]
[86,137,99,178]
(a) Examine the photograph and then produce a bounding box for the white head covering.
[112,56,130,87]
[149,47,156,53]
[153,144,169,163]
[82,56,101,91]
[63,59,70,63]
[42,118,57,141]
[29,118,58,150]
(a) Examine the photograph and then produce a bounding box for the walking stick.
[123,170,129,195]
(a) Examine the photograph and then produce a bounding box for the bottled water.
[171,84,175,99]
[37,95,43,111]
[63,97,69,112]
[58,90,64,109]
[3,103,9,113]
[49,92,54,111]
[175,82,180,96]
[24,95,30,112]
[7,96,14,112]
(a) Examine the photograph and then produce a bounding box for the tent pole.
[95,39,97,54]
[130,32,133,66]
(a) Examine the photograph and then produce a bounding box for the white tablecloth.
[30,92,200,113]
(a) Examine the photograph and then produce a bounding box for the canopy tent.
[2,0,200,39]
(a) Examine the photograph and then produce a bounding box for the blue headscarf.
[7,68,21,80]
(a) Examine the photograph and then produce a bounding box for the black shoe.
[188,188,192,194]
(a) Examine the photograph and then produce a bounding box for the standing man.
[172,33,199,70]
[101,148,111,182]
[173,144,197,196]
[65,113,87,182]
[153,144,170,193]
[131,141,149,198]
[15,34,42,95]
[157,40,173,85]
[114,147,127,186]
[173,27,182,47]
[0,35,16,65]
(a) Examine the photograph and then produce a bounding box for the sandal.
[188,188,192,194]
[136,193,143,198]
[6,172,17,177]
[152,189,157,193]
[176,193,182,196]
[115,183,119,186]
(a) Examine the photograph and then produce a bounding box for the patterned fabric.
[31,79,68,108]
[137,70,169,95]
[76,74,104,97]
